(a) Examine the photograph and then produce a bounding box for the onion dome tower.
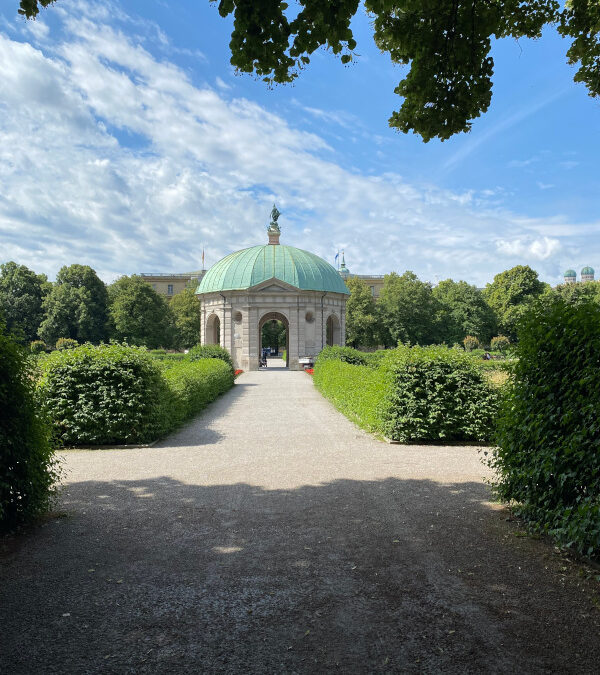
[338,252,350,281]
[581,266,595,282]
[564,269,577,284]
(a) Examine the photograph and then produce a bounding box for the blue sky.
[0,0,599,286]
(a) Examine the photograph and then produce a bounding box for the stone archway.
[326,313,341,347]
[206,313,220,345]
[258,311,290,368]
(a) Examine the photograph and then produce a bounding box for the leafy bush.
[38,343,234,446]
[1,324,59,531]
[30,340,48,354]
[490,299,600,557]
[490,335,510,352]
[316,345,369,366]
[161,359,233,428]
[463,335,479,352]
[55,337,78,350]
[187,344,234,371]
[313,359,387,434]
[39,343,170,446]
[379,345,498,443]
[314,344,498,443]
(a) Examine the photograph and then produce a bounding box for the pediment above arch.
[250,277,299,294]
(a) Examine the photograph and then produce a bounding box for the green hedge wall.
[161,359,234,428]
[313,359,388,434]
[314,344,498,443]
[491,299,600,557]
[1,326,59,531]
[39,343,233,446]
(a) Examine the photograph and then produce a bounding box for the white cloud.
[0,8,596,287]
[495,236,561,261]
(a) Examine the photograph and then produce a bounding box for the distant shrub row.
[38,343,234,446]
[314,345,498,443]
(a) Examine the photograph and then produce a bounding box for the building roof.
[564,269,577,277]
[196,245,350,295]
[581,266,595,275]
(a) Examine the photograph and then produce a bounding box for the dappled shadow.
[2,476,600,673]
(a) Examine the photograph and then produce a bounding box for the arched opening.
[258,312,289,368]
[326,313,341,347]
[206,313,220,345]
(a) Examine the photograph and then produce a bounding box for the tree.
[378,271,440,346]
[108,275,175,349]
[261,319,286,352]
[433,279,496,346]
[345,276,381,348]
[56,264,108,341]
[483,265,548,341]
[38,264,108,345]
[0,261,49,343]
[170,287,201,349]
[553,280,600,306]
[20,1,598,142]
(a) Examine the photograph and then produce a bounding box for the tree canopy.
[0,261,49,343]
[378,271,440,346]
[19,0,599,142]
[344,276,381,348]
[483,264,548,340]
[169,286,201,349]
[433,279,496,345]
[108,275,175,349]
[39,264,108,345]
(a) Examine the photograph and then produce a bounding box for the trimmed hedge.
[187,344,234,371]
[161,359,234,428]
[380,345,498,442]
[491,299,600,557]
[1,326,59,531]
[38,343,233,446]
[314,344,498,443]
[313,359,387,434]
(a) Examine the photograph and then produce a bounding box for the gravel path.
[2,362,600,674]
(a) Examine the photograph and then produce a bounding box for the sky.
[0,0,599,286]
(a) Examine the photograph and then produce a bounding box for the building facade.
[140,271,206,298]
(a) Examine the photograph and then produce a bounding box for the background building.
[563,267,595,284]
[140,271,206,298]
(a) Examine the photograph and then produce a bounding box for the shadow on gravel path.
[2,475,600,674]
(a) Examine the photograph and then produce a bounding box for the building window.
[152,284,157,290]
[370,286,375,296]
[167,284,174,295]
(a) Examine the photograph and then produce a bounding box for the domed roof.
[581,266,594,275]
[564,269,577,277]
[197,245,350,295]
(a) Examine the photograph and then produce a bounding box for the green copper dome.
[581,266,594,275]
[564,269,577,277]
[196,245,350,295]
